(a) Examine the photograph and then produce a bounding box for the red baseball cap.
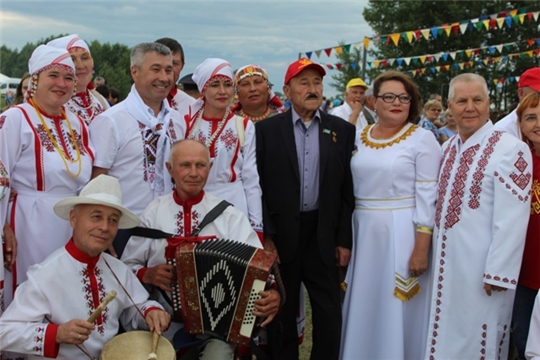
[519,67,540,91]
[284,58,326,85]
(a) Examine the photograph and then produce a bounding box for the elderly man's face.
[283,68,323,115]
[448,80,490,141]
[345,86,366,108]
[70,204,121,257]
[167,141,211,201]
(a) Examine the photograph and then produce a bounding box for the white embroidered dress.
[0,240,163,360]
[89,85,185,215]
[65,89,109,125]
[121,190,262,340]
[340,123,441,360]
[186,111,263,238]
[0,104,94,307]
[0,158,9,314]
[425,121,532,359]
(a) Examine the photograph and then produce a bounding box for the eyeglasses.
[377,93,412,104]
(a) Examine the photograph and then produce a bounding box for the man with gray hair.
[362,86,377,124]
[89,42,186,257]
[424,73,532,359]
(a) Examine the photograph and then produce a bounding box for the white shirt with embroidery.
[425,121,532,359]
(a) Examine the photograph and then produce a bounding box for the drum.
[100,331,176,360]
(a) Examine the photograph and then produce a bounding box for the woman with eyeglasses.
[340,71,441,359]
[418,99,443,142]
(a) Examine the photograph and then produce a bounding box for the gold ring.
[78,334,81,340]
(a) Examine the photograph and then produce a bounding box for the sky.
[0,0,373,97]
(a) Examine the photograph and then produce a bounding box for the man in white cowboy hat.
[0,175,170,360]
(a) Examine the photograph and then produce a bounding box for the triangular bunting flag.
[494,57,501,63]
[430,27,438,39]
[504,44,513,51]
[441,53,449,61]
[406,31,414,43]
[469,61,474,67]
[483,59,488,65]
[364,37,371,49]
[305,52,312,59]
[458,63,464,70]
[488,46,495,54]
[381,60,388,68]
[373,60,380,68]
[528,50,534,57]
[509,9,517,16]
[314,50,322,58]
[519,14,525,24]
[434,54,441,62]
[493,79,499,85]
[420,56,426,64]
[443,26,452,37]
[351,63,357,70]
[509,76,515,83]
[496,45,503,53]
[500,78,505,84]
[452,25,459,35]
[343,44,351,53]
[435,66,441,72]
[449,52,457,60]
[324,48,332,57]
[326,64,333,69]
[497,17,507,29]
[506,16,514,27]
[475,21,484,31]
[516,76,520,83]
[528,39,535,47]
[385,35,392,46]
[404,57,411,66]
[390,33,400,46]
[421,68,426,74]
[334,46,342,55]
[483,19,490,30]
[414,30,421,40]
[343,64,350,70]
[421,29,430,40]
[336,64,342,70]
[465,49,473,58]
[388,59,395,66]
[527,12,533,22]
[397,59,404,66]
[490,19,498,30]
[353,43,361,51]
[534,11,540,21]
[367,61,372,68]
[412,58,419,65]
[438,28,444,36]
[430,67,437,74]
[460,23,468,34]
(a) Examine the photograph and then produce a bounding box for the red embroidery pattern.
[468,132,503,209]
[250,220,263,233]
[35,124,87,157]
[444,145,480,230]
[175,211,185,236]
[220,128,237,151]
[80,267,108,335]
[168,119,177,141]
[429,233,448,359]
[435,145,457,227]
[509,151,531,190]
[483,273,517,285]
[480,324,487,359]
[495,170,531,203]
[33,325,46,354]
[0,115,5,129]
[498,324,508,359]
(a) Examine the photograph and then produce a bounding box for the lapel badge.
[323,129,331,134]
[332,131,337,143]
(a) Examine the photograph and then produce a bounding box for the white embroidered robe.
[0,240,163,360]
[186,111,263,239]
[121,190,262,340]
[425,121,532,359]
[0,104,94,307]
[340,123,441,360]
[0,158,9,314]
[89,86,185,215]
[526,292,540,360]
[66,89,109,125]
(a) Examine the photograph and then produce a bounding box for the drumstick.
[87,290,117,323]
[147,331,160,360]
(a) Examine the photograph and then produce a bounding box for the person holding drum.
[122,139,281,359]
[0,175,170,360]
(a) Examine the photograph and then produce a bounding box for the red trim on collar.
[201,111,235,122]
[172,190,205,207]
[65,238,100,267]
[33,103,65,122]
[169,86,178,97]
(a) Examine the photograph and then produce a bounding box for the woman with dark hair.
[340,71,441,359]
[13,73,30,106]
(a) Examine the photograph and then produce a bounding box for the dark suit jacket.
[256,109,355,267]
[362,107,376,125]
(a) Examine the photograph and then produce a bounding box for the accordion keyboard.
[240,279,266,337]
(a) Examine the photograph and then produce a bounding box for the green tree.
[330,42,365,95]
[347,0,539,110]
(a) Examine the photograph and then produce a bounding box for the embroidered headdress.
[189,58,233,117]
[28,45,75,76]
[48,34,91,55]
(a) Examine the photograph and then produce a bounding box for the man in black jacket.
[256,58,355,360]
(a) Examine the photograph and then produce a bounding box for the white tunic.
[340,123,441,360]
[0,240,163,360]
[66,89,109,125]
[186,111,263,238]
[169,88,195,116]
[0,158,9,315]
[121,190,262,340]
[494,109,520,138]
[425,121,532,359]
[0,104,94,307]
[89,85,185,215]
[526,292,540,360]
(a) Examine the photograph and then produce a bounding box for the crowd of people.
[0,34,538,360]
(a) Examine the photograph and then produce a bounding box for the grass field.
[298,292,313,360]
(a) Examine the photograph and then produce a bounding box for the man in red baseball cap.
[495,67,540,137]
[255,58,355,360]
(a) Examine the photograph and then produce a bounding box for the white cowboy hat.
[54,175,140,229]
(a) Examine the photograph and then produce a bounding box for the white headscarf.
[47,34,91,54]
[189,58,233,117]
[28,45,75,76]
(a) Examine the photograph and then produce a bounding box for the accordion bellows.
[176,239,277,346]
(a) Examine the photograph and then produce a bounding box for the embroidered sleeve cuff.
[483,273,517,289]
[416,225,433,235]
[44,323,60,358]
[143,306,164,318]
[137,267,149,283]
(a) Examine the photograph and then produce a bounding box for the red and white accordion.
[174,239,278,346]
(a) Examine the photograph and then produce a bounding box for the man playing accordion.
[121,139,281,359]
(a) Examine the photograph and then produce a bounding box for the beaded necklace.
[188,107,231,148]
[239,106,270,122]
[30,99,83,178]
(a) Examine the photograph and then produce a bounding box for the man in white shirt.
[495,67,540,138]
[90,42,185,257]
[425,73,532,359]
[331,78,369,129]
[155,37,195,116]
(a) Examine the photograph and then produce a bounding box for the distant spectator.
[428,93,446,127]
[363,86,378,124]
[490,110,502,123]
[438,109,457,144]
[108,87,120,106]
[5,89,14,106]
[14,73,30,105]
[95,84,109,99]
[178,73,199,99]
[93,76,106,87]
[418,99,442,141]
[429,93,443,103]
